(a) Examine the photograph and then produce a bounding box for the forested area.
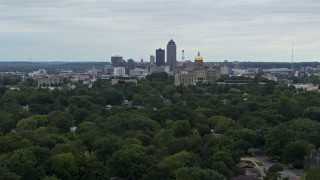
[1,72,320,179]
[0,62,108,73]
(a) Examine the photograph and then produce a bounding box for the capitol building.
[174,52,221,85]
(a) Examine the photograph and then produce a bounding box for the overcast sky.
[0,0,320,62]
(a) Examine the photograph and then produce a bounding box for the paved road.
[255,156,304,180]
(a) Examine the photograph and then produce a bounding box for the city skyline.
[167,39,177,71]
[1,0,320,62]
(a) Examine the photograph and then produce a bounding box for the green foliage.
[268,163,284,173]
[0,167,20,180]
[0,133,31,153]
[0,148,42,179]
[283,140,314,168]
[265,163,284,180]
[48,111,74,133]
[303,106,320,120]
[108,145,148,179]
[77,157,110,180]
[171,120,192,137]
[1,72,320,179]
[306,167,320,180]
[93,135,123,163]
[16,115,48,131]
[209,116,238,133]
[0,111,16,135]
[175,167,225,180]
[264,125,294,158]
[42,176,60,180]
[210,162,233,179]
[50,153,79,180]
[211,151,236,169]
[158,151,200,178]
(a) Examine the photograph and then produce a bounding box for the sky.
[0,0,320,62]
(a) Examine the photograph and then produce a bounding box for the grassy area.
[255,161,264,166]
[241,160,256,167]
[240,159,264,167]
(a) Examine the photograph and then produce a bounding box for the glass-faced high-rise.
[156,48,165,67]
[167,39,177,72]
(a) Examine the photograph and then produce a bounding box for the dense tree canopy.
[0,73,320,179]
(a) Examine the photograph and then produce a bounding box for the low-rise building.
[114,67,127,77]
[111,79,138,85]
[130,68,149,79]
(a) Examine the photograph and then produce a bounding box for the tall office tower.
[156,49,165,67]
[111,55,123,67]
[127,59,136,70]
[167,39,177,71]
[150,55,155,66]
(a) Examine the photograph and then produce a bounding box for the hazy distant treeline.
[0,62,109,73]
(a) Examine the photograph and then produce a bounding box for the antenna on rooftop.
[291,42,294,70]
[182,50,185,62]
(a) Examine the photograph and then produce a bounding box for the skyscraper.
[167,39,177,71]
[111,55,123,67]
[156,48,165,67]
[150,55,155,66]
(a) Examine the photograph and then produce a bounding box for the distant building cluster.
[29,69,63,88]
[175,52,221,85]
[6,39,320,90]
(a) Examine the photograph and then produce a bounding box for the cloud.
[0,0,319,61]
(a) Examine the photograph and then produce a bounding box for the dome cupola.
[195,52,203,61]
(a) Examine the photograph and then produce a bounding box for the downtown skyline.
[1,0,320,62]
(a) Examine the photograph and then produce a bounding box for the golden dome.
[195,52,203,61]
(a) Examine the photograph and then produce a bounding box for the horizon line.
[0,60,319,63]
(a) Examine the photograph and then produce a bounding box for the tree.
[51,141,84,158]
[0,167,20,180]
[48,111,74,133]
[154,130,174,147]
[16,115,48,131]
[0,90,29,105]
[42,176,60,180]
[32,127,67,149]
[72,108,90,125]
[162,85,177,99]
[303,106,320,121]
[196,123,211,136]
[175,167,225,180]
[93,135,122,163]
[171,120,192,137]
[166,137,193,155]
[209,116,237,133]
[278,97,303,120]
[306,167,320,180]
[132,94,143,106]
[265,163,284,180]
[264,125,294,158]
[210,162,233,179]
[68,96,89,108]
[0,133,31,153]
[108,146,148,180]
[76,122,99,153]
[77,157,110,180]
[211,151,235,169]
[283,140,314,168]
[0,149,41,179]
[50,153,79,180]
[158,151,200,178]
[0,111,16,135]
